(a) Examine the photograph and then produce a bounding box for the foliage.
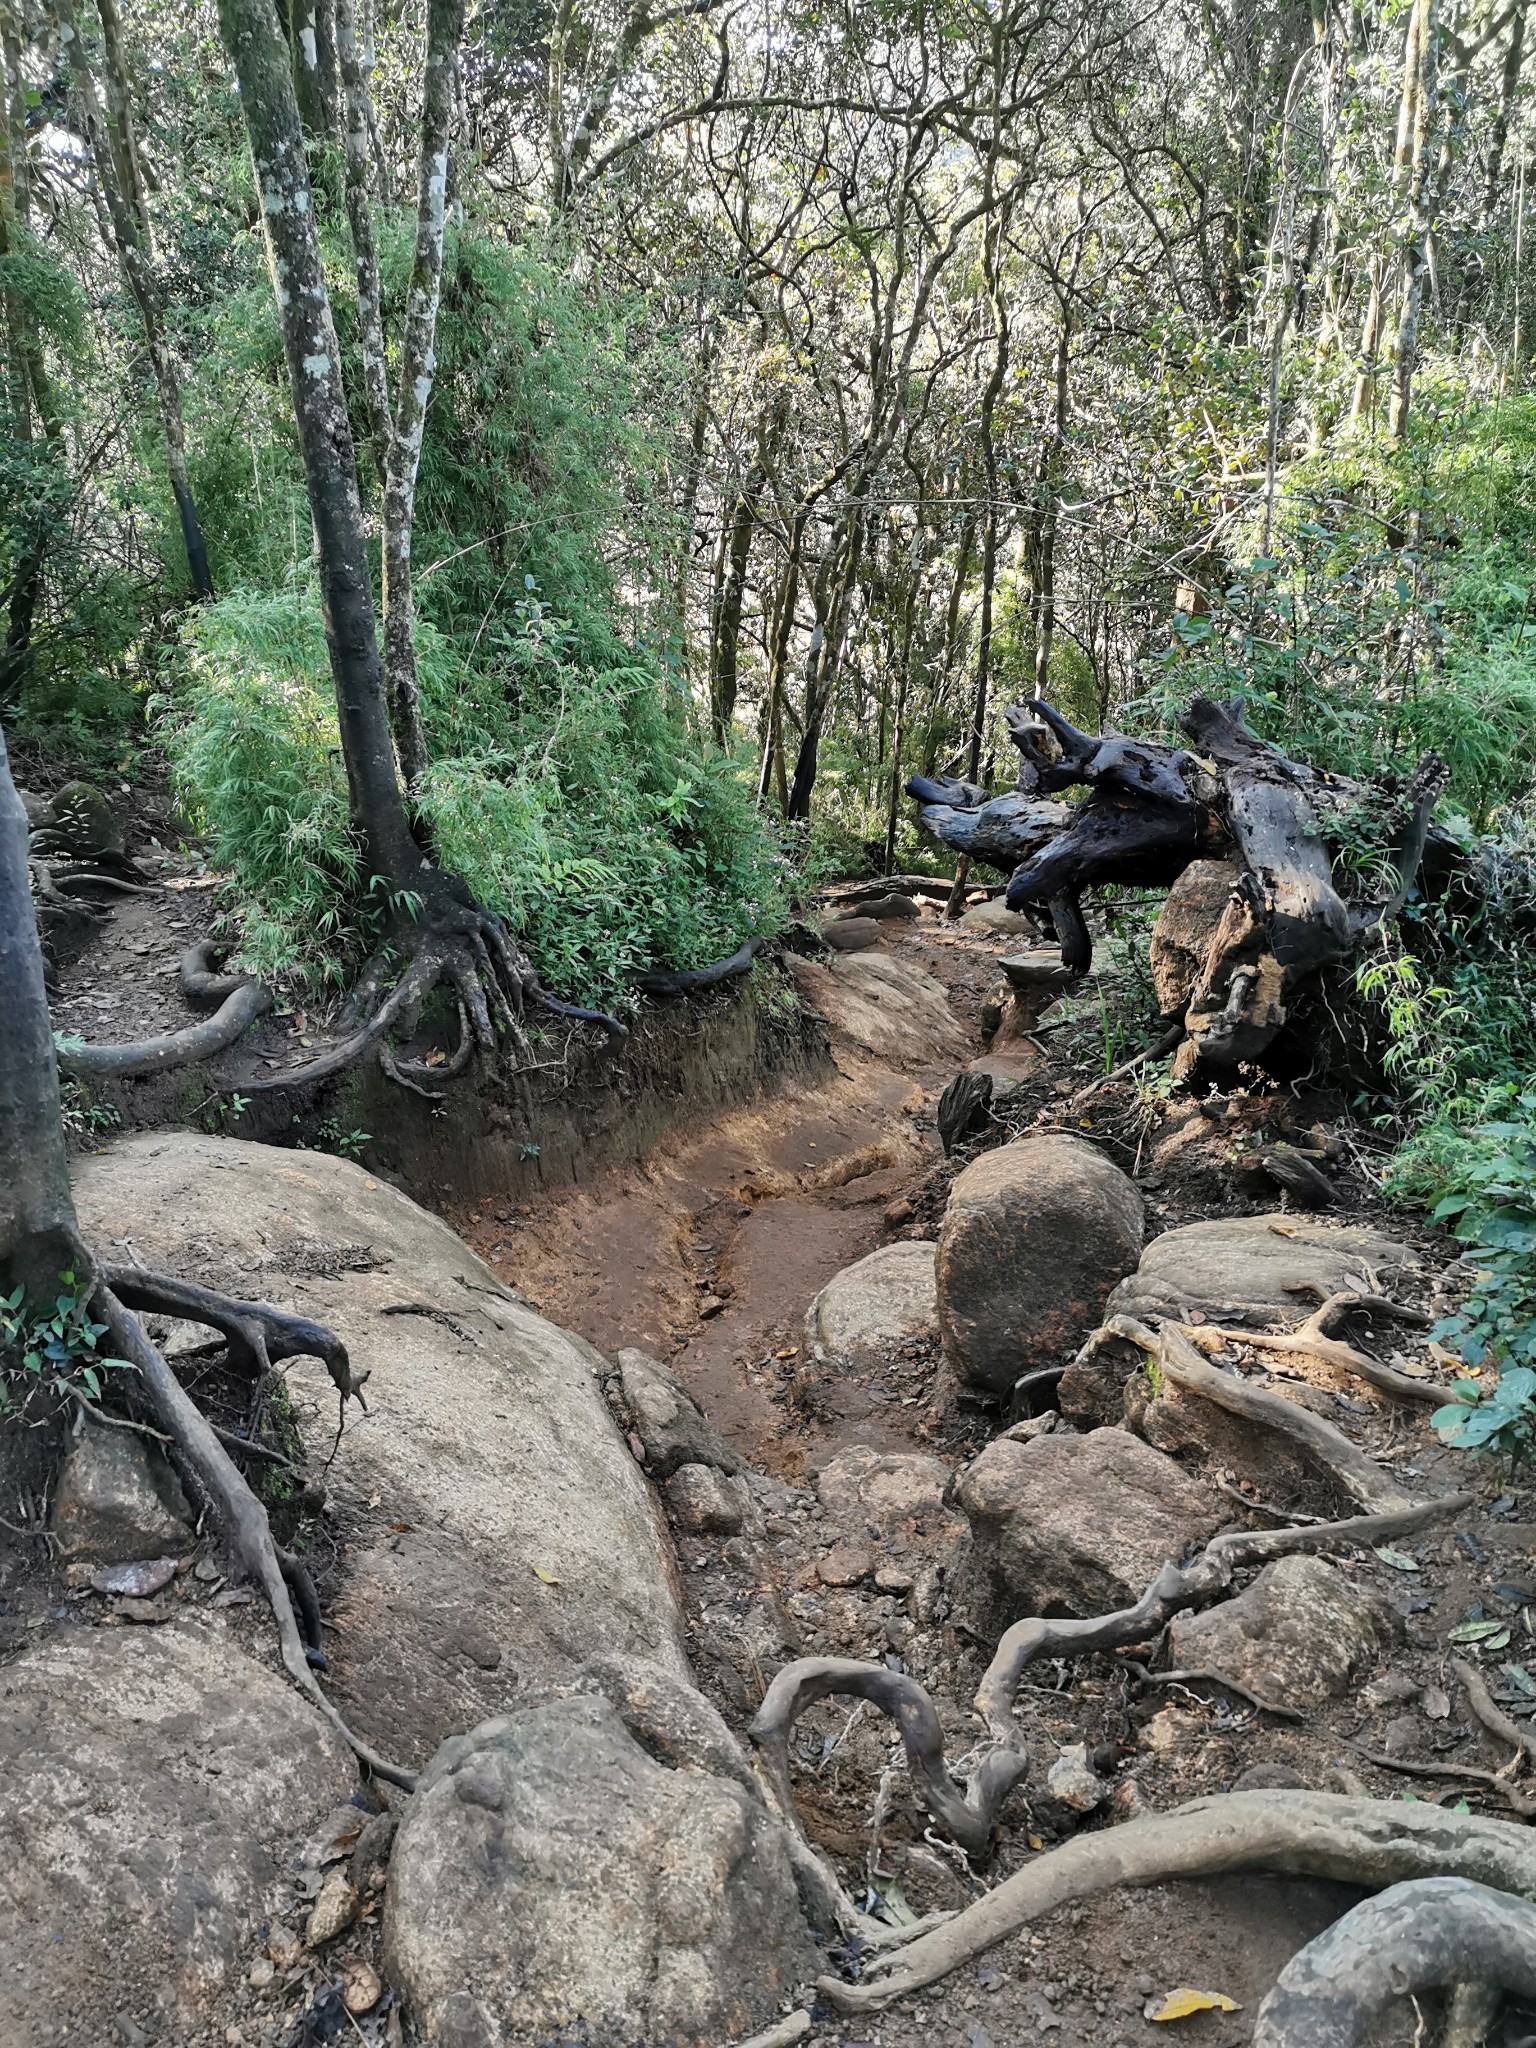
[1389,1088,1536,1465]
[0,1272,129,1420]
[164,586,789,1005]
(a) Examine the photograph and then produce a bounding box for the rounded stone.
[936,1134,1144,1396]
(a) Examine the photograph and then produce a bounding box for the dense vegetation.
[2,0,1534,1134]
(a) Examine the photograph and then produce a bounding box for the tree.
[215,0,620,1092]
[0,716,408,1783]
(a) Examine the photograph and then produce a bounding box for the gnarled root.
[745,1498,1468,1884]
[749,1657,1028,1859]
[245,893,624,1099]
[96,1284,414,1790]
[58,978,272,1078]
[1252,1878,1536,2046]
[633,935,767,997]
[1122,1316,1416,1512]
[821,1792,1536,2012]
[1179,1286,1440,1407]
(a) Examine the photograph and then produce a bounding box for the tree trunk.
[0,722,86,1307]
[57,0,213,599]
[1389,0,1441,439]
[758,515,804,809]
[711,449,768,744]
[966,213,1010,782]
[218,0,421,887]
[1031,308,1070,695]
[333,0,390,467]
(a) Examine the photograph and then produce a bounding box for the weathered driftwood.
[908,695,1451,1075]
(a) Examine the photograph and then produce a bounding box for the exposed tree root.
[1128,1317,1416,1511]
[749,1496,1468,1877]
[820,1791,1536,2011]
[104,1264,365,1409]
[750,1658,1029,1858]
[97,1285,415,1790]
[633,935,768,997]
[1178,1286,1439,1407]
[973,1494,1465,1743]
[56,940,272,1079]
[1340,1737,1536,1816]
[244,896,625,1097]
[1118,1658,1302,1720]
[1251,1878,1536,2046]
[1454,1656,1536,1765]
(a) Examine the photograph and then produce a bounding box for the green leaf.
[1450,1620,1510,1643]
[1375,1547,1421,1572]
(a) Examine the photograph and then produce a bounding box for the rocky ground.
[4,802,1535,2047]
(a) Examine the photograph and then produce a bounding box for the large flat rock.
[783,949,970,1065]
[73,1134,689,1769]
[383,1694,817,2047]
[805,1239,938,1358]
[1108,1213,1416,1325]
[0,1622,356,2046]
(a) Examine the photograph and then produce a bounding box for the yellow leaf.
[1149,1988,1240,2021]
[531,1565,561,1585]
[1025,1833,1043,1851]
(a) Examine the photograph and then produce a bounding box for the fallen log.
[907,695,1452,1074]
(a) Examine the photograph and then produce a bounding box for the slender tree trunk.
[56,0,213,598]
[758,515,804,809]
[788,504,864,820]
[334,0,390,468]
[0,5,64,707]
[966,214,1010,782]
[0,722,85,1307]
[290,0,339,136]
[380,0,466,788]
[1031,309,1071,696]
[711,474,761,743]
[218,0,421,887]
[1483,0,1530,227]
[1390,0,1441,438]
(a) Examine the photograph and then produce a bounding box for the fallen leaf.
[1422,1685,1451,1719]
[1375,1546,1421,1572]
[1450,1620,1509,1644]
[1501,1662,1536,1697]
[1148,1987,1241,2021]
[531,1565,561,1585]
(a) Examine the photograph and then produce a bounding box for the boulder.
[0,1622,357,2046]
[73,1135,690,1771]
[48,1411,193,1562]
[1148,860,1239,1017]
[1107,1214,1415,1325]
[664,1463,758,1536]
[618,1346,744,1478]
[956,1426,1226,1618]
[805,1240,938,1359]
[383,1694,817,2048]
[1168,1554,1401,1706]
[783,950,970,1066]
[960,897,1036,935]
[936,1134,1144,1396]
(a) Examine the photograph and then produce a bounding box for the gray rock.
[1107,1214,1414,1326]
[1168,1554,1401,1706]
[49,1413,192,1563]
[937,1135,1144,1396]
[805,1241,938,1360]
[74,1135,691,1772]
[1148,860,1239,1018]
[618,1346,744,1478]
[664,1463,758,1536]
[383,1695,817,2048]
[960,897,1036,935]
[957,1426,1225,1619]
[1057,1329,1147,1428]
[782,951,970,1066]
[813,1442,958,1540]
[0,1622,356,2046]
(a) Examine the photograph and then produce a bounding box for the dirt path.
[457,928,976,1473]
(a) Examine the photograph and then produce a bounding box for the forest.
[6,0,1536,2037]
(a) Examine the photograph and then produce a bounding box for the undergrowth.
[162,585,790,1008]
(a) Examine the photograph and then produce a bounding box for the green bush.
[165,585,789,1007]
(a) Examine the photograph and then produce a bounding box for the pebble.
[247,1957,274,1990]
[89,1558,178,1598]
[342,1961,381,2014]
[818,1545,874,1587]
[874,1565,914,1594]
[303,1869,359,1948]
